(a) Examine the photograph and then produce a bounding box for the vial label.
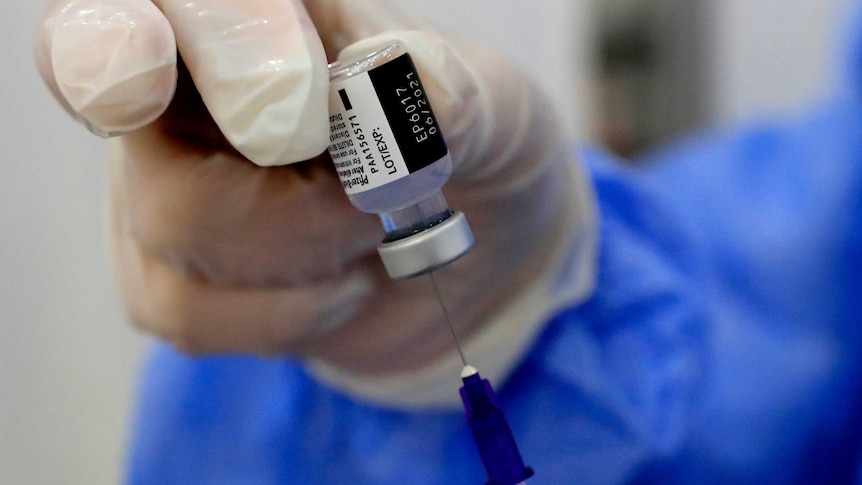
[328,53,448,194]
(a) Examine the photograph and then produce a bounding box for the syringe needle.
[429,271,467,366]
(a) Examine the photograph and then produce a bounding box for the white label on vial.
[328,74,410,194]
[328,53,447,195]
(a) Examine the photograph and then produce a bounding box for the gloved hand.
[36,0,597,407]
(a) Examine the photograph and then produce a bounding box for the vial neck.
[379,190,453,241]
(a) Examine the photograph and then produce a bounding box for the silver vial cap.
[377,211,474,280]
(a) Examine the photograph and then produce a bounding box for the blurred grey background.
[0,0,848,483]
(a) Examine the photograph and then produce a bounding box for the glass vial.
[327,43,473,279]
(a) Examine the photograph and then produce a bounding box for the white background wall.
[0,1,851,484]
[1,3,146,484]
[402,0,596,139]
[711,0,849,124]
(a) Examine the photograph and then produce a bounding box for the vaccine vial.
[327,43,473,279]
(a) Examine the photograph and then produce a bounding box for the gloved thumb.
[336,31,555,186]
[304,1,554,185]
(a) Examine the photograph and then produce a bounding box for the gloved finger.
[35,0,178,137]
[152,0,330,166]
[110,209,377,355]
[110,124,383,287]
[107,134,380,354]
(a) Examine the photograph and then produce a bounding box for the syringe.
[328,42,532,484]
[459,365,534,485]
[429,273,534,485]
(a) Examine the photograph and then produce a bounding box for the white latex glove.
[36,0,597,408]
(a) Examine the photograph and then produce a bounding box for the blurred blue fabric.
[127,3,862,484]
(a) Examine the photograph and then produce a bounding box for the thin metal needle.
[429,271,468,366]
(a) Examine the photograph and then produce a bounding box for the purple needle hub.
[459,366,534,485]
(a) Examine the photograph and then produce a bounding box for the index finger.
[35,0,178,137]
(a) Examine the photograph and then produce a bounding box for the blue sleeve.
[596,94,862,482]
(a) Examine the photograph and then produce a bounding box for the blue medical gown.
[127,23,862,485]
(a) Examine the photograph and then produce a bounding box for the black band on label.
[338,89,353,111]
[367,54,448,173]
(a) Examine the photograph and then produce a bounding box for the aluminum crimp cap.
[377,211,474,280]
